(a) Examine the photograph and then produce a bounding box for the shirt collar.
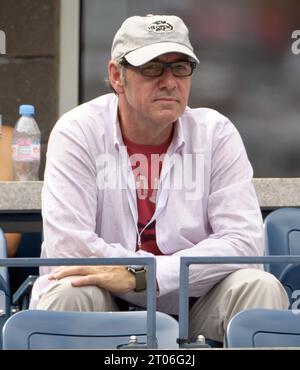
[112,97,124,149]
[172,117,185,152]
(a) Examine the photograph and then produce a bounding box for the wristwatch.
[127,265,147,292]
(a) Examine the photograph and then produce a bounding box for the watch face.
[127,265,145,272]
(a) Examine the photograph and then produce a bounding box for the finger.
[71,275,99,287]
[49,266,67,278]
[50,266,89,280]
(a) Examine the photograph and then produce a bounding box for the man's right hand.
[48,265,136,294]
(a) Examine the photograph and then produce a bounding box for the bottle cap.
[19,105,35,116]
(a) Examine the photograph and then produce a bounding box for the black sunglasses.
[120,59,196,77]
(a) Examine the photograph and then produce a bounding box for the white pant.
[37,268,289,342]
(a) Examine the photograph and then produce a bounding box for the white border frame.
[59,0,80,116]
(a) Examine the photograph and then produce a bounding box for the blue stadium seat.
[264,207,300,304]
[1,256,179,349]
[0,228,10,350]
[9,232,41,295]
[2,309,179,349]
[0,228,10,316]
[225,308,300,348]
[279,264,300,304]
[0,231,41,312]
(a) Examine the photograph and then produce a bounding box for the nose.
[157,67,178,90]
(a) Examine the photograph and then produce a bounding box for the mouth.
[154,97,179,102]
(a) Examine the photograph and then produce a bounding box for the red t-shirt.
[123,133,173,255]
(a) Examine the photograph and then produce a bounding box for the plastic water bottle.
[0,114,2,141]
[12,105,41,181]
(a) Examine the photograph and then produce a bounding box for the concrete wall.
[0,0,60,177]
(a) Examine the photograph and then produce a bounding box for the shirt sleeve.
[41,116,137,274]
[155,118,264,298]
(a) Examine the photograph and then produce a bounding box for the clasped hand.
[48,265,136,294]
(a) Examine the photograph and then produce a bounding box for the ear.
[108,61,125,94]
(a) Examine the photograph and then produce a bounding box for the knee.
[231,268,289,309]
[37,277,103,311]
[239,268,282,289]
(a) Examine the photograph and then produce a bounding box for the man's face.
[119,52,193,127]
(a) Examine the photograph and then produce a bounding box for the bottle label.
[12,139,40,161]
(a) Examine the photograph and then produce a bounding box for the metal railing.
[2,255,300,348]
[178,255,300,347]
[0,257,157,348]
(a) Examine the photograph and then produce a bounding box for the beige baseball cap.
[111,14,199,66]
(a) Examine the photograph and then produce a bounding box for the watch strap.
[134,268,147,292]
[127,266,147,292]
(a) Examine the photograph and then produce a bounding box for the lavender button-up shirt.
[30,93,263,313]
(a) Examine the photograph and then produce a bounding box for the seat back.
[264,208,300,278]
[0,229,10,350]
[0,229,10,315]
[225,308,300,348]
[279,264,300,306]
[2,309,178,349]
[9,232,41,295]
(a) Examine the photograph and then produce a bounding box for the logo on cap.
[147,20,174,33]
